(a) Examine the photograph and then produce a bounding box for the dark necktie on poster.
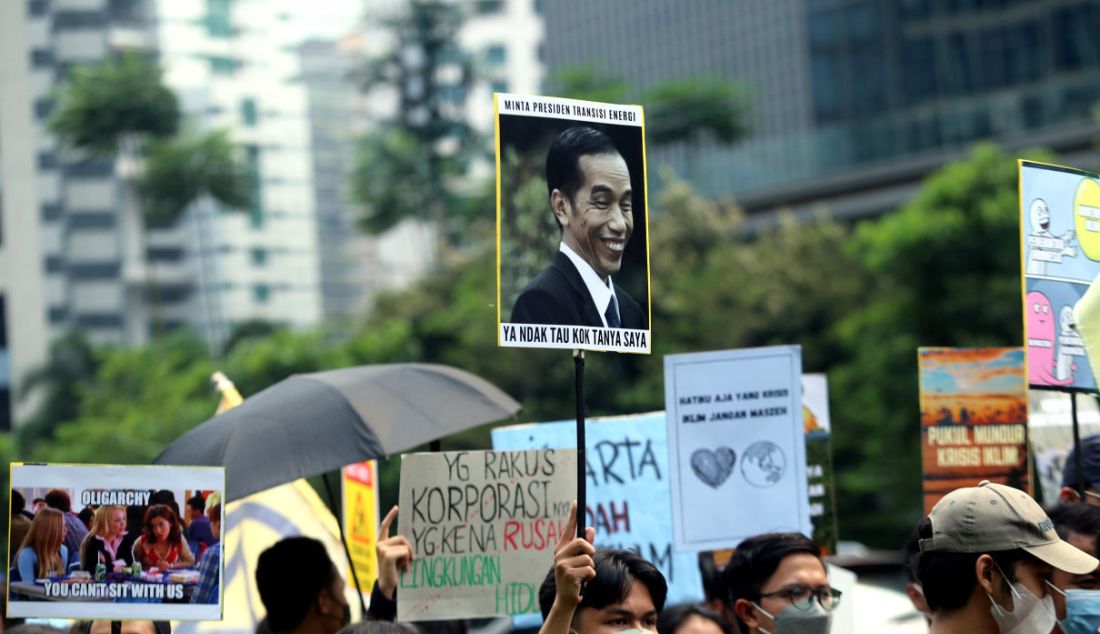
[605,296,621,328]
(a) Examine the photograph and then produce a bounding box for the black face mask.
[339,601,351,627]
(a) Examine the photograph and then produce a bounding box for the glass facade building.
[542,0,1100,200]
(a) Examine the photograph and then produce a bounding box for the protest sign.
[396,449,575,621]
[665,346,809,552]
[493,412,704,610]
[342,461,379,597]
[918,348,1029,513]
[496,93,651,354]
[8,463,224,620]
[1020,160,1100,390]
[802,374,838,554]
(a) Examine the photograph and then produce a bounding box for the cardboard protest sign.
[496,93,651,354]
[342,461,379,597]
[396,449,575,621]
[802,374,838,554]
[918,348,1029,514]
[664,346,810,552]
[7,463,224,620]
[493,412,704,611]
[1020,160,1100,390]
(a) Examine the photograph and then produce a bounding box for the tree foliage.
[48,53,180,155]
[352,0,481,238]
[140,129,252,228]
[641,77,749,146]
[830,142,1055,540]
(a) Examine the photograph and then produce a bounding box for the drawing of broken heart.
[690,447,737,488]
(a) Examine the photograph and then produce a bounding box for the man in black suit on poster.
[511,126,646,329]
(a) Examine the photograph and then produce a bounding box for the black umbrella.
[155,363,520,612]
[154,363,521,500]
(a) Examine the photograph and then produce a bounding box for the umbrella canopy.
[154,363,521,501]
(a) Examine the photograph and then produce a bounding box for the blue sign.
[492,412,704,617]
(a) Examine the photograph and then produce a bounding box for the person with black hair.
[1046,502,1100,633]
[902,529,931,625]
[256,536,350,634]
[538,502,667,634]
[1058,433,1100,506]
[721,532,835,634]
[916,481,1098,633]
[510,125,644,330]
[72,620,171,634]
[656,604,730,634]
[184,494,216,551]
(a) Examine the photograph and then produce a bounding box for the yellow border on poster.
[495,91,503,343]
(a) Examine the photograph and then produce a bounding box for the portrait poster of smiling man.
[495,93,651,354]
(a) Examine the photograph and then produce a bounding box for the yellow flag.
[212,371,244,414]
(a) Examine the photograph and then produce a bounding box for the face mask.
[987,565,1057,634]
[752,601,832,634]
[1060,588,1100,634]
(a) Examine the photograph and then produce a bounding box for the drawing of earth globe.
[741,441,786,488]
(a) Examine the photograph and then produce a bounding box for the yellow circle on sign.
[1075,178,1100,260]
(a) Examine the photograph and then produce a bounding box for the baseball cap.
[1060,433,1100,489]
[919,480,1099,575]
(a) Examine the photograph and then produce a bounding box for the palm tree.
[49,53,250,342]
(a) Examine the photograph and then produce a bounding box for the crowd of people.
[9,438,1100,633]
[231,439,1100,634]
[7,488,220,604]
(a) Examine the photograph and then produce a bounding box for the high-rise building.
[153,0,323,346]
[0,0,169,429]
[542,0,1100,219]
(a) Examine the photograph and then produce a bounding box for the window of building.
[253,284,270,303]
[476,0,504,14]
[240,98,258,126]
[251,247,267,266]
[484,44,507,66]
[208,55,238,75]
[205,0,232,38]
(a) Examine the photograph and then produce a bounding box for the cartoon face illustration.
[1027,291,1073,385]
[1060,305,1076,334]
[1030,198,1051,232]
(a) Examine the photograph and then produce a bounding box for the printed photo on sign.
[495,93,651,354]
[664,346,810,552]
[7,463,225,620]
[1020,160,1100,390]
[396,449,576,621]
[918,347,1029,514]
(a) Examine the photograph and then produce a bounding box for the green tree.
[140,129,252,228]
[48,53,179,156]
[545,63,629,104]
[16,331,101,453]
[831,143,1055,545]
[353,0,482,241]
[641,77,749,147]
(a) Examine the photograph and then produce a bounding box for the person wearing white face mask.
[916,481,1100,634]
[1046,502,1100,634]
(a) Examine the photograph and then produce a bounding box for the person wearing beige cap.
[916,480,1099,634]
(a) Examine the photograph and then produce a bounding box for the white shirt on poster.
[559,242,618,328]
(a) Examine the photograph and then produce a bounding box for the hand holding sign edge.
[377,505,414,600]
[541,501,595,634]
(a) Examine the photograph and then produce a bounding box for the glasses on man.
[758,584,842,611]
